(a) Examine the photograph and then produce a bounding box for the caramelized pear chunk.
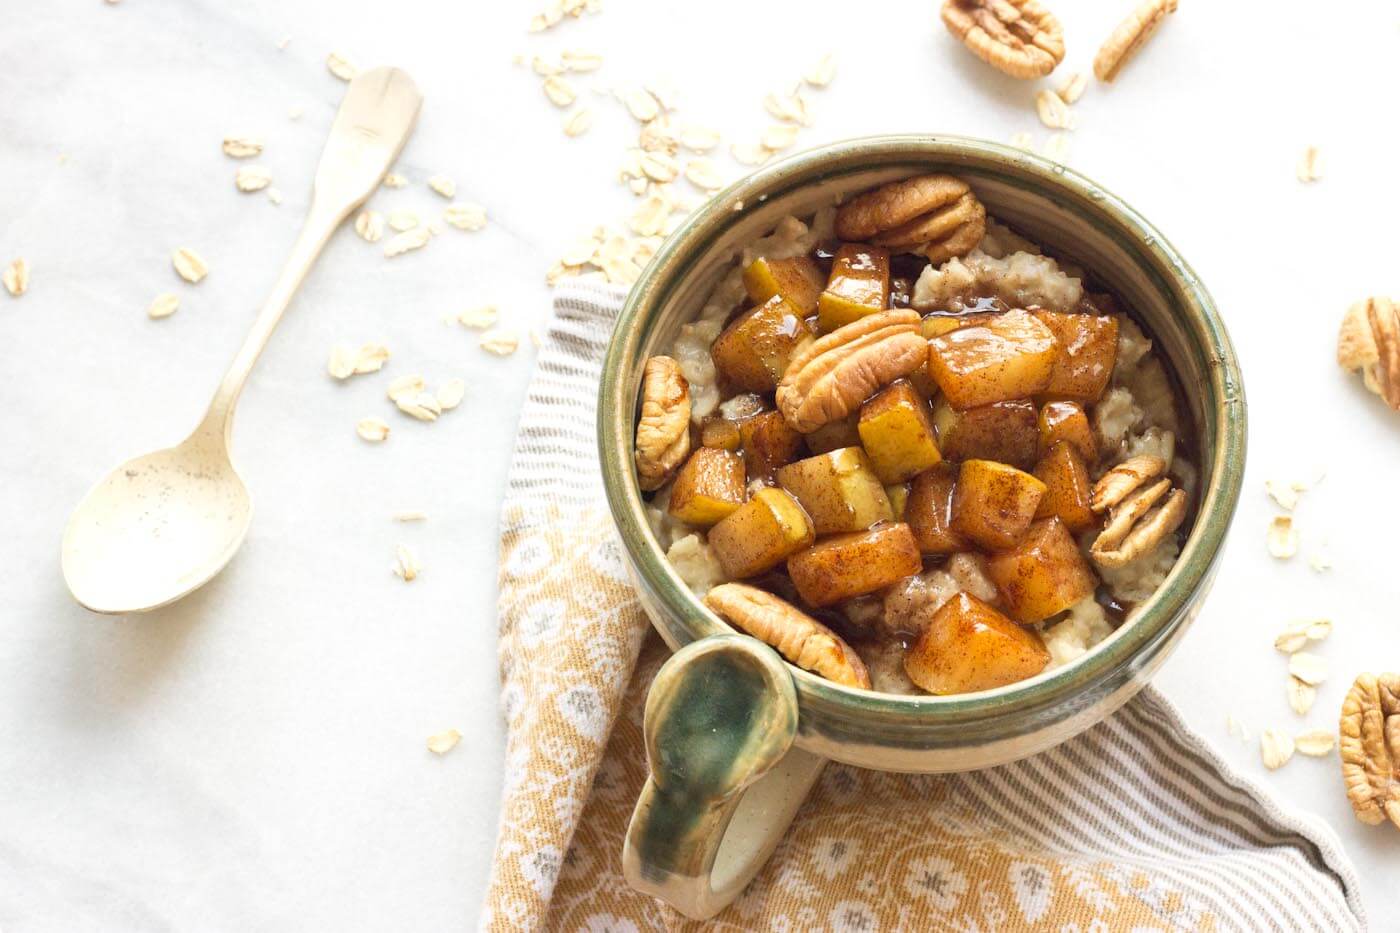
[1032,441,1097,532]
[1037,400,1096,461]
[775,447,894,535]
[708,487,815,579]
[985,517,1099,623]
[1030,309,1119,402]
[951,459,1047,551]
[904,592,1050,695]
[858,380,943,484]
[884,482,910,520]
[905,462,969,555]
[739,410,804,483]
[816,244,891,333]
[933,397,1038,470]
[743,255,824,315]
[803,414,862,455]
[711,294,815,392]
[668,448,747,526]
[927,308,1058,409]
[700,417,742,451]
[787,523,922,607]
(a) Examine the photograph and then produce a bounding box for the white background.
[2,1,1397,929]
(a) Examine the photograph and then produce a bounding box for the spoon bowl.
[62,426,250,613]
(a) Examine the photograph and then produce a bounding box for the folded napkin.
[481,282,1365,932]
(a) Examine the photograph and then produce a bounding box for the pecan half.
[635,355,691,491]
[1339,673,1399,830]
[836,175,986,265]
[776,309,928,433]
[1093,0,1178,83]
[1338,297,1400,410]
[1088,455,1186,568]
[705,583,871,689]
[941,0,1065,80]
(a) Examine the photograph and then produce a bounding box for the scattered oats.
[235,165,272,192]
[481,329,520,356]
[436,377,466,410]
[267,188,283,205]
[221,136,264,158]
[1287,677,1316,716]
[397,392,442,421]
[1010,131,1034,150]
[327,345,357,379]
[388,211,420,232]
[561,49,603,72]
[275,34,291,50]
[623,88,660,123]
[427,175,456,199]
[563,107,594,137]
[392,509,427,522]
[1294,730,1336,757]
[1296,146,1323,183]
[1034,88,1075,130]
[1225,712,1251,744]
[426,729,461,755]
[353,343,391,374]
[546,261,580,286]
[684,158,725,191]
[459,304,499,329]
[443,203,488,231]
[3,258,29,297]
[384,227,431,258]
[629,194,672,237]
[1057,72,1088,104]
[680,125,721,153]
[640,152,680,183]
[357,417,391,442]
[543,76,578,108]
[1304,619,1332,642]
[1265,479,1302,511]
[803,53,837,88]
[1288,651,1329,687]
[354,210,385,243]
[761,123,800,152]
[288,106,304,121]
[382,172,408,189]
[627,176,648,196]
[1042,133,1072,163]
[647,81,681,113]
[1308,551,1333,573]
[530,55,563,76]
[1260,728,1294,770]
[387,374,426,402]
[146,292,179,319]
[172,247,208,284]
[561,235,599,267]
[763,91,810,126]
[326,51,357,81]
[1274,628,1310,655]
[1267,515,1298,559]
[392,543,420,581]
[731,142,770,166]
[1274,618,1331,654]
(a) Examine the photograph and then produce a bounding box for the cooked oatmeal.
[636,173,1195,696]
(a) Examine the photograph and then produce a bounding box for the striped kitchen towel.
[481,281,1366,932]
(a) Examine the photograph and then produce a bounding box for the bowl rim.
[598,134,1246,725]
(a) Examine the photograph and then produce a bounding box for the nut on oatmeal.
[1093,0,1178,83]
[635,355,691,491]
[1339,673,1399,829]
[1088,455,1186,568]
[1337,297,1400,410]
[704,583,870,689]
[940,0,1066,79]
[835,174,986,264]
[776,309,927,432]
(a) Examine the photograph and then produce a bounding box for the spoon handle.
[202,67,424,437]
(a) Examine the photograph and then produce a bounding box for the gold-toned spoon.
[61,66,423,614]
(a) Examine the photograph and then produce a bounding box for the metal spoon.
[61,67,423,614]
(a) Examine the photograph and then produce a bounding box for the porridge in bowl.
[633,173,1196,697]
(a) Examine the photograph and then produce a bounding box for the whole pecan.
[634,355,691,491]
[1339,673,1399,830]
[941,0,1065,80]
[835,174,987,265]
[1338,297,1400,410]
[705,582,870,689]
[1088,455,1186,568]
[776,309,928,433]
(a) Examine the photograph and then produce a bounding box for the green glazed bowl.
[600,136,1245,919]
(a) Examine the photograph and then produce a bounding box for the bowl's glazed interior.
[599,136,1245,771]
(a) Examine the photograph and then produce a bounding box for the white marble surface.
[3,1,1397,929]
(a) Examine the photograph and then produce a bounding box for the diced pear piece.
[787,523,922,607]
[742,255,824,315]
[951,459,1047,550]
[708,487,815,579]
[1030,309,1119,402]
[1032,441,1096,532]
[920,310,998,340]
[932,397,1038,470]
[1037,400,1096,461]
[711,294,815,392]
[816,244,891,333]
[739,410,804,482]
[775,447,893,535]
[803,414,862,455]
[905,462,968,555]
[885,482,910,520]
[700,418,742,451]
[668,448,747,526]
[857,380,943,484]
[985,518,1099,623]
[927,308,1058,409]
[904,592,1050,694]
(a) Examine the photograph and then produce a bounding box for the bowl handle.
[622,633,826,921]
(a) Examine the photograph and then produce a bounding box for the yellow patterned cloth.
[481,283,1364,932]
